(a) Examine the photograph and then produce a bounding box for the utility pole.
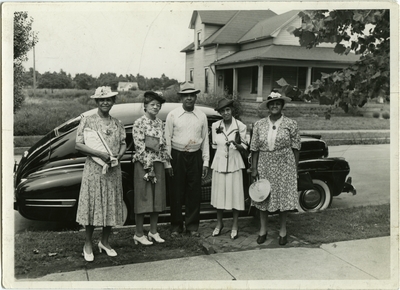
[33,43,36,97]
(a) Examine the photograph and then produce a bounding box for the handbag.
[234,119,250,169]
[145,135,161,152]
[297,171,314,191]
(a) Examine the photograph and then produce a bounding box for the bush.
[382,111,390,119]
[372,111,380,118]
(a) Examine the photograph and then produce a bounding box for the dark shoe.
[256,233,267,244]
[170,231,180,238]
[230,230,238,240]
[279,235,288,246]
[188,230,200,237]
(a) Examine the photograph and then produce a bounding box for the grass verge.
[15,204,389,279]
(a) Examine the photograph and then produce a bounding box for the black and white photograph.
[2,1,399,289]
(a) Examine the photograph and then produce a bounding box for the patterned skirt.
[251,148,298,213]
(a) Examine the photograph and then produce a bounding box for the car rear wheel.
[298,179,332,212]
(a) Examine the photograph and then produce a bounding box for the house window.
[251,66,258,94]
[197,31,201,49]
[204,68,209,93]
[190,69,194,82]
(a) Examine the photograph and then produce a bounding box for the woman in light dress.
[210,98,247,240]
[76,86,126,261]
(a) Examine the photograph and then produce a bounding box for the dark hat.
[260,91,291,109]
[90,86,118,99]
[214,98,234,112]
[178,81,200,95]
[144,91,166,104]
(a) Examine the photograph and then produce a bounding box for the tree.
[73,73,96,90]
[14,12,38,112]
[96,72,119,90]
[37,70,73,89]
[290,10,389,111]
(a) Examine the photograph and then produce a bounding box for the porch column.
[233,68,238,99]
[257,64,264,102]
[306,66,312,88]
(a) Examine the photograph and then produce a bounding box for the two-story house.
[181,10,360,101]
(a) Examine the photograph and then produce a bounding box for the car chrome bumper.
[342,177,357,195]
[23,199,77,207]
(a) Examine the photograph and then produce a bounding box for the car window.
[54,116,81,136]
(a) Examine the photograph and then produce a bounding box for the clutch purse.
[145,135,161,152]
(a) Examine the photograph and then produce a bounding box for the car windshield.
[54,116,81,136]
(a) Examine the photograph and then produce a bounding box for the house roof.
[201,10,277,47]
[117,82,138,88]
[189,11,239,28]
[213,45,360,65]
[180,42,195,53]
[239,10,301,43]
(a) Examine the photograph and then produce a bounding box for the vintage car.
[14,102,356,223]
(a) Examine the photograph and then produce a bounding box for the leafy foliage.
[290,10,389,111]
[14,12,38,112]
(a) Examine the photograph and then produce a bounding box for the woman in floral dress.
[250,90,301,246]
[210,98,247,240]
[76,86,126,261]
[132,91,172,245]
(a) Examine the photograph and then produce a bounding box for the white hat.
[90,86,118,99]
[178,81,200,94]
[249,179,271,202]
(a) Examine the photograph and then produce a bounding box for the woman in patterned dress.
[250,90,301,246]
[76,86,127,261]
[131,91,172,245]
[210,98,247,240]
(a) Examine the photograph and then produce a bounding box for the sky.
[12,2,294,82]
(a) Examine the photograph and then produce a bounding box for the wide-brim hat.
[260,91,291,109]
[90,86,118,99]
[144,91,166,104]
[249,179,271,202]
[214,98,234,112]
[178,81,200,95]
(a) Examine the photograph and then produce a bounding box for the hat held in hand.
[249,179,271,202]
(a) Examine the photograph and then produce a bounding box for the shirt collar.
[177,106,200,118]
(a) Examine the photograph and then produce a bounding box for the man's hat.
[178,81,200,95]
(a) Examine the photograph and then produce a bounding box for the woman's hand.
[166,167,174,177]
[98,152,111,163]
[251,168,259,182]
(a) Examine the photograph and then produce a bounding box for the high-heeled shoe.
[212,225,224,237]
[230,230,238,240]
[279,235,288,246]
[82,246,94,262]
[98,241,117,256]
[148,232,165,243]
[133,234,153,245]
[256,233,267,244]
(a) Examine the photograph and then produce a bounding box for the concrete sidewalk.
[28,236,391,282]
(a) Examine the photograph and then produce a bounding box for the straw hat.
[178,81,200,94]
[260,91,291,109]
[249,179,271,202]
[90,86,118,99]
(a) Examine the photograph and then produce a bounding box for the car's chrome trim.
[25,199,76,207]
[30,164,84,176]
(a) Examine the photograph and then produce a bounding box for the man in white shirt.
[165,82,209,237]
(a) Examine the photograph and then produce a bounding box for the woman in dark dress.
[250,90,301,245]
[131,91,172,245]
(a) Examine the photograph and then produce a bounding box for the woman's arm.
[75,143,110,163]
[292,148,299,172]
[251,150,259,181]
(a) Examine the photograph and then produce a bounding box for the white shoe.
[98,241,117,256]
[82,246,94,262]
[148,232,165,243]
[133,234,153,245]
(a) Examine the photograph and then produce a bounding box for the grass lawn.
[14,204,390,279]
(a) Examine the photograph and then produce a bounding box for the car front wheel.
[298,179,332,212]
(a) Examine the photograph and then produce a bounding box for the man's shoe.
[170,231,180,238]
[188,230,200,237]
